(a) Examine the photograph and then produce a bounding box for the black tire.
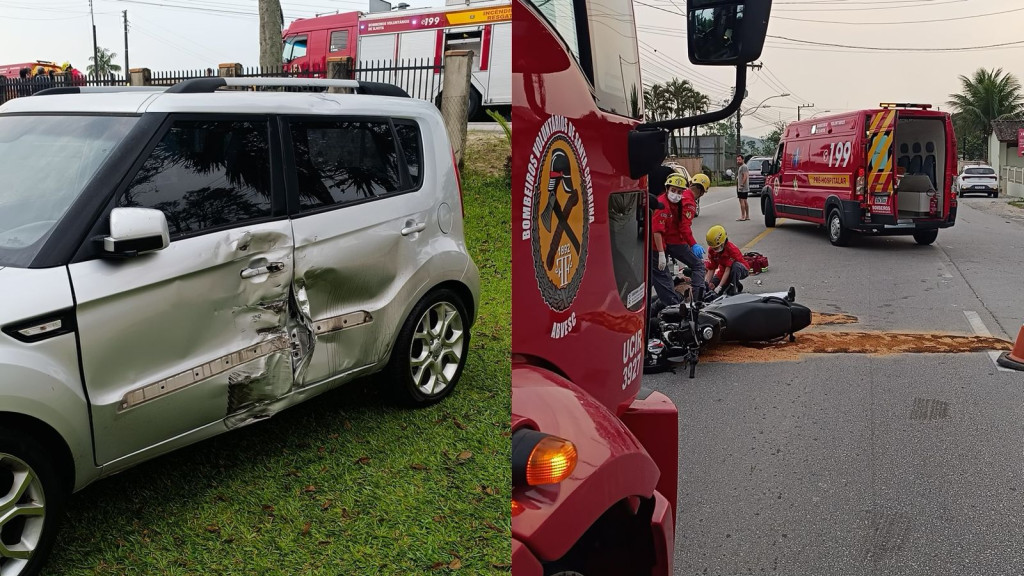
[0,428,68,576]
[467,88,482,121]
[827,207,850,246]
[913,229,938,245]
[434,89,483,122]
[385,288,471,407]
[763,197,776,228]
[990,192,997,198]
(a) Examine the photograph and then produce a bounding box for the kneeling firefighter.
[704,224,750,298]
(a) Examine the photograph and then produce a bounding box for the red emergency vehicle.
[759,103,958,246]
[511,1,772,573]
[0,61,62,79]
[281,0,510,118]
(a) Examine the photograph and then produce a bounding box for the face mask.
[667,192,682,203]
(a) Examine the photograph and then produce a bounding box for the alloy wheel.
[0,454,46,576]
[409,302,465,396]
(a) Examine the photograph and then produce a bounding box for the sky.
[0,0,447,75]
[2,0,1021,138]
[633,0,1024,137]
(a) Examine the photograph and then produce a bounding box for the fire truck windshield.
[528,0,643,119]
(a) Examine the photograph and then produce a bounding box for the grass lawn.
[46,135,512,575]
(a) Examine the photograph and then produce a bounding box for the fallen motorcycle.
[645,286,812,377]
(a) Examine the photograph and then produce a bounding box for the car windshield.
[0,115,138,267]
[750,158,770,173]
[965,167,994,175]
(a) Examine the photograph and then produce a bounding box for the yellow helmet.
[706,224,727,249]
[690,173,711,192]
[664,173,688,190]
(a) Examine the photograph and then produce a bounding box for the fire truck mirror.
[687,1,772,66]
[628,128,669,180]
[760,159,771,175]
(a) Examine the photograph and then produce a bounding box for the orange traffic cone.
[997,321,1024,371]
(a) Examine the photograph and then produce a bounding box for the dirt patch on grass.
[699,331,1012,364]
[810,312,859,326]
[464,132,509,177]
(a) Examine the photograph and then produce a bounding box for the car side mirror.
[687,1,772,66]
[103,207,169,257]
[760,159,771,174]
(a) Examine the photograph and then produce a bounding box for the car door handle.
[401,221,426,236]
[241,262,285,279]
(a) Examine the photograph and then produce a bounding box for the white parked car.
[0,77,479,575]
[956,164,999,197]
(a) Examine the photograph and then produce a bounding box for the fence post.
[327,57,354,94]
[130,68,152,87]
[440,50,473,168]
[218,63,243,78]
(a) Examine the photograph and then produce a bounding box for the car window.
[289,119,406,212]
[120,119,273,238]
[965,167,994,175]
[329,30,349,53]
[608,191,646,311]
[394,120,423,188]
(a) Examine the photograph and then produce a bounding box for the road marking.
[964,310,1014,372]
[741,221,783,252]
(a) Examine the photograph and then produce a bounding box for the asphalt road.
[646,188,1024,575]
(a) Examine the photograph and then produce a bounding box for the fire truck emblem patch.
[524,115,594,312]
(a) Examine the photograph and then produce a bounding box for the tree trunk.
[259,0,284,70]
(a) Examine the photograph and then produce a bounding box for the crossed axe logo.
[540,149,582,271]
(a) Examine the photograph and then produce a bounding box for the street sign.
[1018,129,1023,157]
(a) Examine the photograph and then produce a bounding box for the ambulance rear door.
[865,108,898,220]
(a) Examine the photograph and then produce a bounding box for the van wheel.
[763,198,776,228]
[913,229,938,245]
[0,428,68,576]
[386,289,470,407]
[827,208,850,246]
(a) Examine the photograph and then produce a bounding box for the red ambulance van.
[759,103,958,246]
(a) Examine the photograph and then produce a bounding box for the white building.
[988,119,1024,197]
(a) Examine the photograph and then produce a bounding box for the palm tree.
[947,68,1024,158]
[87,47,122,78]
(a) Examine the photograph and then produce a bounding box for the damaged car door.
[284,117,431,387]
[68,116,296,466]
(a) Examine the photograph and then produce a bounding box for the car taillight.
[451,148,464,218]
[512,429,578,487]
[855,168,866,200]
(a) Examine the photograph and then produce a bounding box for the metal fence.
[1,73,129,105]
[355,59,439,103]
[1,60,439,105]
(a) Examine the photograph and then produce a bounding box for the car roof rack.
[32,86,168,96]
[164,77,410,98]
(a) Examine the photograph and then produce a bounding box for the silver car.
[0,78,479,575]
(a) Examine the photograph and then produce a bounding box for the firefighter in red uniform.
[653,172,709,304]
[704,224,750,297]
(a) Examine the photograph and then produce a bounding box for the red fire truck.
[511,1,772,574]
[281,0,510,118]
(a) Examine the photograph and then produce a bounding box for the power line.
[771,0,969,12]
[767,34,1024,52]
[771,5,1024,24]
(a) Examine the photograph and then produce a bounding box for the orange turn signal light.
[525,436,577,486]
[512,429,578,487]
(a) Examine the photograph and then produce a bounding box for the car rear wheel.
[0,429,67,576]
[913,229,938,246]
[386,289,470,407]
[763,197,776,228]
[827,208,850,247]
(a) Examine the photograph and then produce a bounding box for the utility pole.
[797,103,815,121]
[736,62,763,156]
[89,0,99,79]
[123,10,130,84]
